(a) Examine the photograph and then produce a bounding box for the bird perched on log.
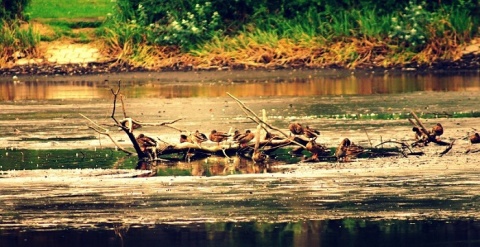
[335,138,364,162]
[288,122,304,136]
[470,133,480,144]
[209,130,231,146]
[232,130,242,141]
[304,125,320,140]
[180,134,193,143]
[346,141,365,158]
[136,134,157,152]
[431,123,444,139]
[306,140,329,160]
[412,127,425,141]
[235,130,255,147]
[120,118,142,133]
[180,130,208,146]
[191,130,209,145]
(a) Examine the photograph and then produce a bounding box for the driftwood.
[408,111,451,147]
[81,83,466,166]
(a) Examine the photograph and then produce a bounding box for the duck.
[191,130,208,145]
[180,134,193,143]
[470,133,480,144]
[136,134,157,152]
[412,127,424,141]
[431,123,444,137]
[335,138,350,162]
[209,130,231,145]
[335,138,364,162]
[288,122,304,136]
[345,141,365,159]
[306,140,329,160]
[236,130,255,147]
[304,125,320,140]
[232,130,242,141]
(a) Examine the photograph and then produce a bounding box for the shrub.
[1,0,31,21]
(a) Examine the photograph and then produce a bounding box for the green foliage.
[0,20,40,62]
[24,0,114,19]
[149,2,221,48]
[105,0,222,49]
[1,0,31,21]
[104,0,478,54]
[389,1,431,51]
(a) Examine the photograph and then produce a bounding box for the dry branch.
[227,92,306,149]
[79,113,135,155]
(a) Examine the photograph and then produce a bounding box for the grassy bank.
[1,0,479,70]
[25,0,114,19]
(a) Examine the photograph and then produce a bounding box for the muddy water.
[1,70,480,246]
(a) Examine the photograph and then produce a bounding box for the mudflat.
[1,80,479,229]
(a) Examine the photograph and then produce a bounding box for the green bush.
[1,0,31,21]
[103,0,479,55]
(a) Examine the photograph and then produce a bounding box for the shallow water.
[2,70,480,100]
[2,220,479,247]
[1,70,480,246]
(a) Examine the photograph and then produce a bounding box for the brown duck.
[236,130,255,147]
[431,123,444,137]
[335,138,350,162]
[335,138,364,162]
[470,133,480,144]
[180,134,192,143]
[232,130,242,141]
[136,134,157,152]
[209,130,231,145]
[306,140,329,160]
[191,130,208,145]
[346,141,365,158]
[412,127,425,141]
[288,122,304,136]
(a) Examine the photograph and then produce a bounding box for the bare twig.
[363,128,373,148]
[80,113,135,155]
[439,140,455,157]
[227,92,306,149]
[410,111,429,136]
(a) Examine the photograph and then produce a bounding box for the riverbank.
[1,37,480,77]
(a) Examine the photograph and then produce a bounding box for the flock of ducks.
[135,121,480,163]
[288,122,364,161]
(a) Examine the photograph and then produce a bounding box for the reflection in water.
[1,219,479,247]
[1,72,479,100]
[136,156,279,176]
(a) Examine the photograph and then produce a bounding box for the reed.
[0,20,40,66]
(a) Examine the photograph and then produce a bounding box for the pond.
[1,69,480,246]
[2,220,480,247]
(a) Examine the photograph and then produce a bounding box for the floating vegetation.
[317,111,480,121]
[0,148,138,171]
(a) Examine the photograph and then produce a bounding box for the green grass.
[25,0,115,19]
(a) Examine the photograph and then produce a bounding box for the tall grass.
[0,20,40,66]
[43,0,477,69]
